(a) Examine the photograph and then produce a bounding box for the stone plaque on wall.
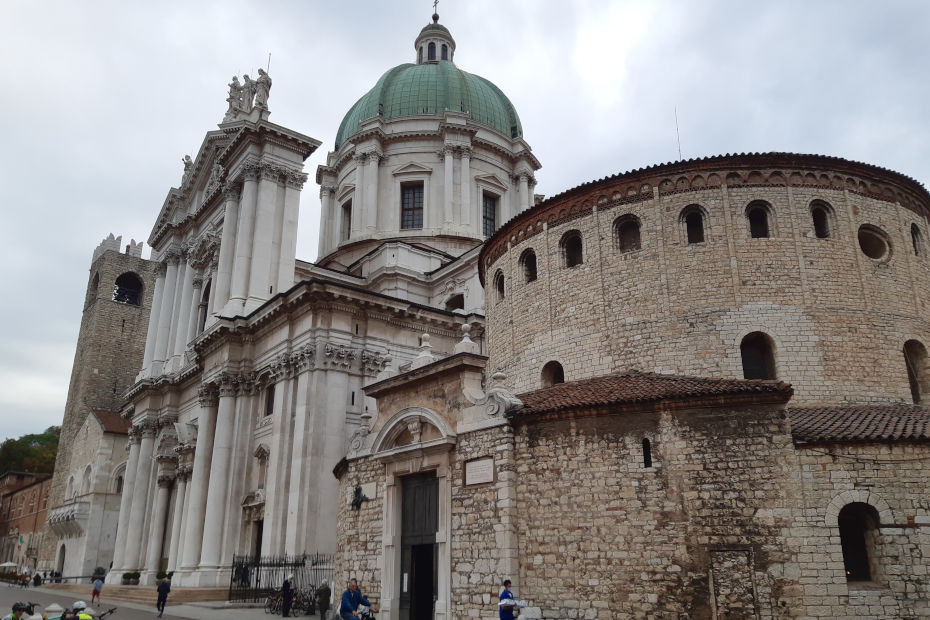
[465,457,495,485]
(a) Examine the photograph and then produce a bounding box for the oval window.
[857,226,890,261]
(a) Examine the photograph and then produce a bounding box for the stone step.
[42,583,229,604]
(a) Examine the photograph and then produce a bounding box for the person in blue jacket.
[499,579,517,620]
[340,578,371,619]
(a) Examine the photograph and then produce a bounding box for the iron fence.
[228,553,335,603]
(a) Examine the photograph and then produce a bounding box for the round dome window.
[858,225,891,261]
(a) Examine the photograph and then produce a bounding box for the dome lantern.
[414,12,456,64]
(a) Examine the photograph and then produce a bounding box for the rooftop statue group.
[224,68,272,121]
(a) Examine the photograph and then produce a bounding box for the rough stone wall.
[512,405,801,619]
[43,248,156,569]
[448,426,516,619]
[336,457,385,606]
[485,169,930,406]
[792,442,930,618]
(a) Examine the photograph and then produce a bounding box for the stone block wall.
[512,405,801,619]
[791,442,930,618]
[482,159,930,406]
[336,457,386,605]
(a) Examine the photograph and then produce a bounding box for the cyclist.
[2,602,28,620]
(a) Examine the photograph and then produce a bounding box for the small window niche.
[857,225,891,261]
[342,200,353,240]
[520,249,537,283]
[614,214,642,253]
[838,502,882,584]
[642,438,652,468]
[911,223,923,256]
[680,205,705,245]
[493,270,505,302]
[903,339,929,404]
[264,383,276,417]
[113,272,143,306]
[541,361,565,387]
[810,200,834,239]
[740,331,776,380]
[560,230,583,268]
[746,201,774,238]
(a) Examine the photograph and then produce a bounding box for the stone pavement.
[1,584,325,620]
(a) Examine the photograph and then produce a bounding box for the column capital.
[139,421,158,438]
[191,275,204,289]
[157,474,175,488]
[285,170,309,190]
[164,247,182,265]
[459,145,473,159]
[217,372,239,398]
[222,183,241,201]
[319,184,337,198]
[197,383,218,407]
[243,160,262,182]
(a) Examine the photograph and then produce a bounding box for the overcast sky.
[1,0,928,441]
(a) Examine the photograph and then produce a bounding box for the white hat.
[73,601,87,610]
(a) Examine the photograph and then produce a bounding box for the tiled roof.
[789,405,930,443]
[514,371,792,415]
[92,410,131,435]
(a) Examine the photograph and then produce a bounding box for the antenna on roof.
[267,52,272,72]
[675,106,682,161]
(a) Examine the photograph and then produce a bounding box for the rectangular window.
[483,193,498,237]
[264,384,276,417]
[342,201,352,240]
[401,182,424,229]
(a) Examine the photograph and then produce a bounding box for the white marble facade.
[107,16,540,587]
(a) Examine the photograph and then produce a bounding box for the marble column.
[225,165,259,316]
[166,468,189,572]
[164,253,188,362]
[518,173,530,214]
[278,172,305,294]
[206,260,218,318]
[173,468,193,573]
[213,185,240,314]
[109,430,140,574]
[460,147,472,233]
[145,473,173,572]
[246,166,280,312]
[199,375,237,568]
[122,423,156,570]
[171,259,195,367]
[140,270,165,375]
[366,152,379,231]
[443,146,454,225]
[318,185,334,257]
[284,364,312,553]
[261,372,294,556]
[180,386,218,570]
[351,154,365,237]
[152,251,180,370]
[186,276,203,343]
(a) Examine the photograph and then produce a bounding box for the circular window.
[858,225,891,261]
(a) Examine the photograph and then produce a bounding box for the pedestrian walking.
[156,578,171,617]
[281,574,294,617]
[91,576,103,604]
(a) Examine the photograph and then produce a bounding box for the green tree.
[0,426,60,474]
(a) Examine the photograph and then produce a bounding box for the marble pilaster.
[140,269,165,375]
[122,422,156,570]
[180,386,218,570]
[199,374,238,568]
[225,165,259,316]
[108,429,140,576]
[213,185,240,313]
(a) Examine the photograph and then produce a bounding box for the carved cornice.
[360,350,390,376]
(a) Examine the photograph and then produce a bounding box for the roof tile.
[789,405,930,443]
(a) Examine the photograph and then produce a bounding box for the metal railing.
[228,553,334,603]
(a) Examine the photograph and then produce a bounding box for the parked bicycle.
[264,587,317,615]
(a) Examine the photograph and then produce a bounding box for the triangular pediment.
[475,173,510,192]
[392,162,434,176]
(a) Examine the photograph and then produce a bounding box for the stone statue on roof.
[254,68,272,110]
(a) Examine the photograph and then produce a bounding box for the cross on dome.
[415,7,456,64]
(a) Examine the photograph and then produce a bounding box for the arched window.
[740,332,776,380]
[264,383,276,417]
[903,339,929,403]
[115,475,124,494]
[746,202,773,238]
[520,249,537,283]
[65,476,74,501]
[428,42,436,61]
[493,270,505,301]
[614,215,642,252]
[642,438,652,468]
[810,201,833,239]
[418,46,423,64]
[441,44,448,60]
[342,200,352,240]
[680,205,705,244]
[113,272,143,306]
[560,230,583,267]
[444,294,464,311]
[81,465,92,495]
[838,502,881,582]
[198,280,211,334]
[858,225,891,261]
[911,223,923,256]
[541,361,565,387]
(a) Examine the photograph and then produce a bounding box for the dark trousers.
[157,596,168,612]
[282,593,293,617]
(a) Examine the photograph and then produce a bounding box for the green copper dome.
[334,61,523,149]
